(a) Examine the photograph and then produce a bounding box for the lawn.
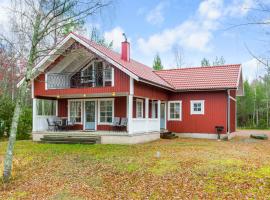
[0,138,270,199]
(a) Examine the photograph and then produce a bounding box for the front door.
[85,101,96,130]
[160,103,166,129]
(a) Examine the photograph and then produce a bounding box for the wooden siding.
[167,91,228,134]
[57,96,127,131]
[134,81,169,100]
[34,65,130,98]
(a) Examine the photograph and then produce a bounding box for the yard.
[0,137,270,199]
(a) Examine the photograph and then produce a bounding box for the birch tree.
[1,0,112,182]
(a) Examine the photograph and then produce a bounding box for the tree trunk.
[2,82,27,182]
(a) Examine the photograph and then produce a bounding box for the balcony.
[46,68,112,89]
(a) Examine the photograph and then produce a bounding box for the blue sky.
[87,0,269,81]
[0,0,268,81]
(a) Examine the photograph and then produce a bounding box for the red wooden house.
[27,32,243,144]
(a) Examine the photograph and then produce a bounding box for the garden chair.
[47,118,57,131]
[111,117,121,131]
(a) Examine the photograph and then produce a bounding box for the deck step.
[40,140,96,144]
[160,131,178,139]
[40,134,100,144]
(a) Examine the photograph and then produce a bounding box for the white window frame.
[190,100,205,115]
[168,101,182,121]
[68,100,83,124]
[98,98,114,125]
[36,99,57,116]
[136,99,144,118]
[151,100,157,119]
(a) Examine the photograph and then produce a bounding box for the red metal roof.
[154,64,241,91]
[73,33,173,89]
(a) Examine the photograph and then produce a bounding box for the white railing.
[33,116,57,132]
[129,118,160,134]
[47,73,70,89]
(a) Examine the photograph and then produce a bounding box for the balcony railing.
[46,69,112,89]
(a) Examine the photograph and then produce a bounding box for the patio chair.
[58,118,68,131]
[47,118,57,131]
[111,117,121,131]
[119,118,128,131]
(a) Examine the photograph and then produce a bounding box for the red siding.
[167,91,227,134]
[134,81,169,100]
[57,96,127,131]
[34,66,129,98]
[58,99,68,117]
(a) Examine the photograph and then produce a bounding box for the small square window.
[191,100,204,115]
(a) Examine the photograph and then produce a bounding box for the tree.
[153,53,163,70]
[212,56,225,66]
[201,58,210,67]
[1,0,112,182]
[90,27,113,48]
[172,45,184,68]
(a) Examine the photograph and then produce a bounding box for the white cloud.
[225,0,255,17]
[242,58,266,82]
[146,2,167,25]
[198,0,223,20]
[104,26,125,51]
[137,0,255,59]
[138,0,223,55]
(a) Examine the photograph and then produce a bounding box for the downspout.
[227,90,230,135]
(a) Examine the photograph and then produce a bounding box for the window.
[69,101,82,123]
[191,100,205,115]
[136,99,143,118]
[81,63,94,84]
[99,99,114,124]
[103,64,113,86]
[37,99,56,116]
[151,101,157,118]
[168,101,182,120]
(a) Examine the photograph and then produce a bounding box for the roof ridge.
[155,64,241,72]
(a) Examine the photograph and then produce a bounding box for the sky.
[0,0,269,81]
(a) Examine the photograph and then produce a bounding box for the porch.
[32,130,161,144]
[32,95,166,143]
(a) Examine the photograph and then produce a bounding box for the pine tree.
[153,53,163,70]
[201,58,210,67]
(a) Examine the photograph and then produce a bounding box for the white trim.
[111,67,115,87]
[127,95,133,134]
[136,99,144,118]
[190,100,205,115]
[68,99,83,124]
[31,80,34,99]
[130,77,134,95]
[45,73,48,90]
[168,101,182,121]
[145,98,149,119]
[98,98,115,125]
[17,33,139,88]
[56,99,58,116]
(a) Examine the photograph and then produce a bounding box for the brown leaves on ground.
[0,137,270,199]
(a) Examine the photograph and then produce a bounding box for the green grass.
[1,138,270,199]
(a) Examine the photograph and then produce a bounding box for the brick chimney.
[121,33,130,62]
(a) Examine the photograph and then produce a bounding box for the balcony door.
[84,101,96,130]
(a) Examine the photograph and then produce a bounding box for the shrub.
[17,107,32,140]
[0,96,15,138]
